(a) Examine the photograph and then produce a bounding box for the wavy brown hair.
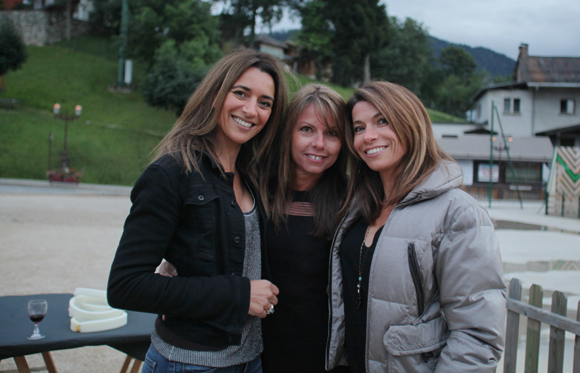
[154,49,287,181]
[341,81,454,223]
[260,84,348,238]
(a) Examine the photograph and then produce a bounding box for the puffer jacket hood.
[399,161,463,206]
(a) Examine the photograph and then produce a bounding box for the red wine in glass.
[27,299,47,340]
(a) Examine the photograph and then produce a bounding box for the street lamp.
[53,103,82,170]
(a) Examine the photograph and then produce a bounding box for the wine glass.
[27,299,47,340]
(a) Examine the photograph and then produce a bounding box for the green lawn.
[0,36,464,186]
[0,37,176,185]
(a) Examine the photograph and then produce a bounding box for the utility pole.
[117,0,129,86]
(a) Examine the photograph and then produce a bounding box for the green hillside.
[0,36,464,186]
[0,39,176,185]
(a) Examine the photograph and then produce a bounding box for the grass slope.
[1,38,176,185]
[0,36,463,186]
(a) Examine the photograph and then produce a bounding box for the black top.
[108,152,269,349]
[340,218,383,373]
[261,191,350,373]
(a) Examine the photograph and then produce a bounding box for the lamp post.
[53,103,82,170]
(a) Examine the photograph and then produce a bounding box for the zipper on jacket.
[408,243,425,316]
[325,213,349,367]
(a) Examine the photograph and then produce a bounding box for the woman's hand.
[155,260,177,321]
[249,280,279,318]
[155,260,178,277]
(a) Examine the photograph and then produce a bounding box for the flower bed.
[47,168,82,184]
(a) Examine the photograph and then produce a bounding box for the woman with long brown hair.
[259,84,350,373]
[107,49,287,373]
[326,81,506,372]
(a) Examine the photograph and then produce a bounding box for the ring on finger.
[265,304,274,315]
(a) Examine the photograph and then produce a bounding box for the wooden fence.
[504,278,580,373]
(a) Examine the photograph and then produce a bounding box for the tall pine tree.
[296,0,388,86]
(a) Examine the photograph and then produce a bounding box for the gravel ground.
[0,191,138,373]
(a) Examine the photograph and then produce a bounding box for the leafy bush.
[142,58,208,116]
[0,18,28,90]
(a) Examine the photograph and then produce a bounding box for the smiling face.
[291,104,342,190]
[216,67,275,150]
[352,101,407,182]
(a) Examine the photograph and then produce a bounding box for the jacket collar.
[345,161,463,223]
[198,151,237,187]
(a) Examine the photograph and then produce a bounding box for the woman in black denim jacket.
[107,49,287,373]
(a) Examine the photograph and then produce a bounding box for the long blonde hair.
[155,49,287,179]
[341,81,453,223]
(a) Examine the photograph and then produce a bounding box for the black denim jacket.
[107,152,269,349]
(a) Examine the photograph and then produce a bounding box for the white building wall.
[533,88,580,134]
[475,89,535,138]
[74,0,94,22]
[431,123,479,138]
[456,160,474,185]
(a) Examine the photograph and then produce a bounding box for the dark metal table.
[0,293,156,372]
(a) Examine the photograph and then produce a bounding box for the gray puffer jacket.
[326,161,506,372]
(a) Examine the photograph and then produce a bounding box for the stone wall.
[0,10,89,46]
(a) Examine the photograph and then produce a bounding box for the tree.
[90,0,222,69]
[217,0,285,45]
[439,45,477,83]
[89,0,123,35]
[142,57,209,116]
[0,18,28,92]
[130,0,222,68]
[294,1,333,79]
[428,46,484,117]
[294,0,388,86]
[371,17,431,94]
[328,0,388,86]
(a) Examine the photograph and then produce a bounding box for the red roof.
[514,44,580,83]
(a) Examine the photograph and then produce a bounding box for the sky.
[266,0,580,61]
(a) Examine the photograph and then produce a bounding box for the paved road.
[1,178,579,372]
[0,179,132,372]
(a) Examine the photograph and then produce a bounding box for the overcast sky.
[268,0,580,61]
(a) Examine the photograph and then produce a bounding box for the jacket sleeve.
[434,203,506,373]
[107,163,250,333]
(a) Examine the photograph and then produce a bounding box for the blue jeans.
[141,344,263,373]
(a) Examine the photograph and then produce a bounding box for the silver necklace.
[357,225,371,309]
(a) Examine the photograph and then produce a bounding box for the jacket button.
[230,201,235,206]
[234,236,241,244]
[198,195,204,201]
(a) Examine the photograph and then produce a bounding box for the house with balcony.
[435,43,580,200]
[470,43,580,145]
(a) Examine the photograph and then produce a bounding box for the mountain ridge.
[428,36,515,77]
[269,30,516,78]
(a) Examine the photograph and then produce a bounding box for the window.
[504,98,511,113]
[505,163,542,184]
[503,98,521,114]
[560,99,575,114]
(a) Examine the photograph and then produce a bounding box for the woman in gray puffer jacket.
[326,82,506,372]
